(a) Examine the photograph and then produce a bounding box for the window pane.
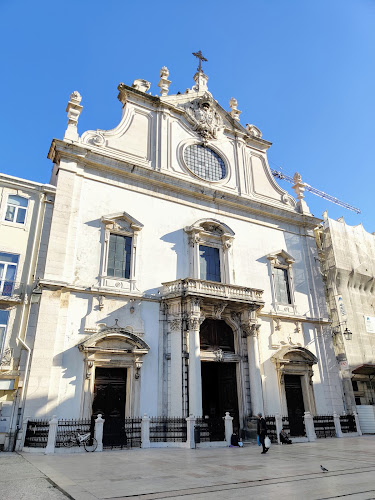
[274,267,291,304]
[0,310,9,325]
[16,207,26,224]
[5,205,15,222]
[0,253,19,264]
[8,195,28,207]
[199,245,221,282]
[107,234,132,279]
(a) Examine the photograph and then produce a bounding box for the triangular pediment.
[266,249,295,265]
[101,212,143,232]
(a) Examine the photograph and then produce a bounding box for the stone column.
[246,325,264,415]
[224,412,233,446]
[186,414,196,449]
[45,415,58,454]
[141,414,151,448]
[303,411,316,442]
[168,317,183,416]
[275,413,283,444]
[333,412,343,438]
[188,317,202,417]
[186,299,203,417]
[353,411,362,436]
[94,414,104,452]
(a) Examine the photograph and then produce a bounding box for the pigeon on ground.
[320,465,329,472]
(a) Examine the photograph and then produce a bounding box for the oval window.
[184,144,226,181]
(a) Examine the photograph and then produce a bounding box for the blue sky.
[1,0,374,231]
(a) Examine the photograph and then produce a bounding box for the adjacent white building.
[21,63,345,442]
[0,173,55,450]
[316,213,375,416]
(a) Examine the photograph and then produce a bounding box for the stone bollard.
[45,415,58,454]
[275,413,283,444]
[353,411,362,436]
[333,412,343,438]
[186,414,196,449]
[94,414,104,452]
[141,414,151,448]
[303,412,316,442]
[224,412,233,446]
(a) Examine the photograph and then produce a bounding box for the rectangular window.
[0,310,9,355]
[107,234,132,279]
[274,267,292,304]
[0,253,19,297]
[199,245,221,282]
[5,195,28,224]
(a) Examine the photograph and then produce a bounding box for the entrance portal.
[201,362,239,431]
[92,367,127,446]
[284,374,305,436]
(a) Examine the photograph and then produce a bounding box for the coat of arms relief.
[180,96,223,144]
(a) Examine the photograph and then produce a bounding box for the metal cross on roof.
[192,50,207,73]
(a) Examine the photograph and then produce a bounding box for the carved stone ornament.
[0,348,12,366]
[246,123,262,138]
[186,317,201,330]
[132,79,151,93]
[213,302,228,320]
[168,319,182,332]
[180,96,223,143]
[213,348,224,362]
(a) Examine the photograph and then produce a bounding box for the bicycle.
[63,430,98,452]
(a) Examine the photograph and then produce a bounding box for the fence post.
[186,414,196,449]
[303,412,316,442]
[333,412,343,438]
[353,411,362,436]
[94,414,104,452]
[141,414,150,448]
[45,415,58,454]
[18,416,30,451]
[224,412,233,446]
[275,413,283,444]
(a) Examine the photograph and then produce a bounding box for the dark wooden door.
[92,367,127,446]
[201,362,239,432]
[284,374,305,436]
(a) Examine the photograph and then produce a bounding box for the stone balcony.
[161,278,264,307]
[0,281,24,304]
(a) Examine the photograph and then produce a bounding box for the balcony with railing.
[161,278,264,305]
[0,280,24,303]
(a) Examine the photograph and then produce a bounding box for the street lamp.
[343,328,353,341]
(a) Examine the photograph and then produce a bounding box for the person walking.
[257,412,268,454]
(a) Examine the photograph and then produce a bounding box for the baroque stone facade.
[19,63,345,441]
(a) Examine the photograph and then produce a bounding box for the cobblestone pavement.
[5,436,375,499]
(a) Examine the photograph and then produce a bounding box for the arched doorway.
[200,319,239,431]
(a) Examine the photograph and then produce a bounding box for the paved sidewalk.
[10,436,375,499]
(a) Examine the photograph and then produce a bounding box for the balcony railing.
[0,280,24,302]
[161,278,264,304]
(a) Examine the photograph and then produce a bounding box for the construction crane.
[271,169,361,214]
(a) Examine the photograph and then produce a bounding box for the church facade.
[22,61,345,438]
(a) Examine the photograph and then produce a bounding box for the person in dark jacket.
[256,412,268,454]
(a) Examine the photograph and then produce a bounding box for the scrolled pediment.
[78,328,150,354]
[271,346,318,365]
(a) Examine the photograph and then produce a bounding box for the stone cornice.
[48,139,322,229]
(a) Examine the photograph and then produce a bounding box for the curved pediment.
[78,328,150,354]
[185,218,235,238]
[271,346,318,365]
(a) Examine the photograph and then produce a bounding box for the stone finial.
[132,79,151,93]
[64,91,83,142]
[292,172,311,215]
[192,71,208,92]
[229,97,241,121]
[158,66,171,96]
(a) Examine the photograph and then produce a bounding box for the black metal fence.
[340,414,357,433]
[313,415,336,438]
[150,417,187,442]
[281,416,291,436]
[103,417,142,449]
[265,416,278,443]
[55,418,94,448]
[196,417,225,442]
[24,419,49,448]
